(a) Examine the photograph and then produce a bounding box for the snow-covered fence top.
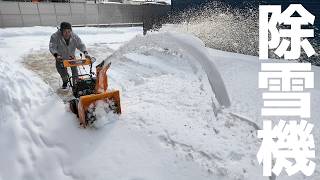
[0,2,170,27]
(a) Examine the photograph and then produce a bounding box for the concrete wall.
[0,2,170,27]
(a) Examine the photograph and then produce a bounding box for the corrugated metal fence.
[0,2,170,27]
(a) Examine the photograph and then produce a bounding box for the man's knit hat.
[60,22,72,32]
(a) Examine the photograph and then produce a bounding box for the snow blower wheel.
[69,99,79,117]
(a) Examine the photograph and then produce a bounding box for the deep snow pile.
[0,26,319,180]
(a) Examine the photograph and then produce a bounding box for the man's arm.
[74,34,87,53]
[49,34,59,58]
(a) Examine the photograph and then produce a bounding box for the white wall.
[0,2,170,27]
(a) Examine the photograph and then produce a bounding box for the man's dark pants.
[55,60,78,84]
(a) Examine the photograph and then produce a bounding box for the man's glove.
[83,51,91,59]
[69,55,75,60]
[54,53,63,63]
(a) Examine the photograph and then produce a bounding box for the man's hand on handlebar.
[69,55,75,60]
[84,51,91,59]
[54,53,63,63]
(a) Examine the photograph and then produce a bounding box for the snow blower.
[63,56,121,128]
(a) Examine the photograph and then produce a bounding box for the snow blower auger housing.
[63,57,121,128]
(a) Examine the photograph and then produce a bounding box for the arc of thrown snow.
[104,32,231,108]
[166,33,231,108]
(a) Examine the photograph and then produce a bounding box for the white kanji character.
[257,120,315,176]
[261,92,310,118]
[259,4,316,59]
[259,63,314,118]
[259,63,314,92]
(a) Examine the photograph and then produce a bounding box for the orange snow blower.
[63,56,121,128]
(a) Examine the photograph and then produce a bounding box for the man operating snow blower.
[49,22,121,128]
[49,22,90,90]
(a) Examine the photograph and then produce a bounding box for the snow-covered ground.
[0,26,319,180]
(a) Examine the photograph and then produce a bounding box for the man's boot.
[62,82,68,89]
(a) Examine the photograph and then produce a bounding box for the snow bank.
[0,58,52,179]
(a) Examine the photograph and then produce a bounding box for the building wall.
[0,2,170,27]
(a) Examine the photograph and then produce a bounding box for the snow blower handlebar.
[62,57,94,67]
[63,57,96,87]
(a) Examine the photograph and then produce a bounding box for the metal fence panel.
[71,3,85,14]
[0,2,20,15]
[0,17,3,27]
[85,14,98,25]
[2,15,23,27]
[85,4,98,15]
[40,14,57,26]
[56,15,72,24]
[0,2,170,27]
[71,14,86,25]
[55,3,71,16]
[22,14,41,26]
[38,3,56,15]
[19,2,39,15]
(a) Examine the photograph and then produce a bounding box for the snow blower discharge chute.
[63,57,121,128]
